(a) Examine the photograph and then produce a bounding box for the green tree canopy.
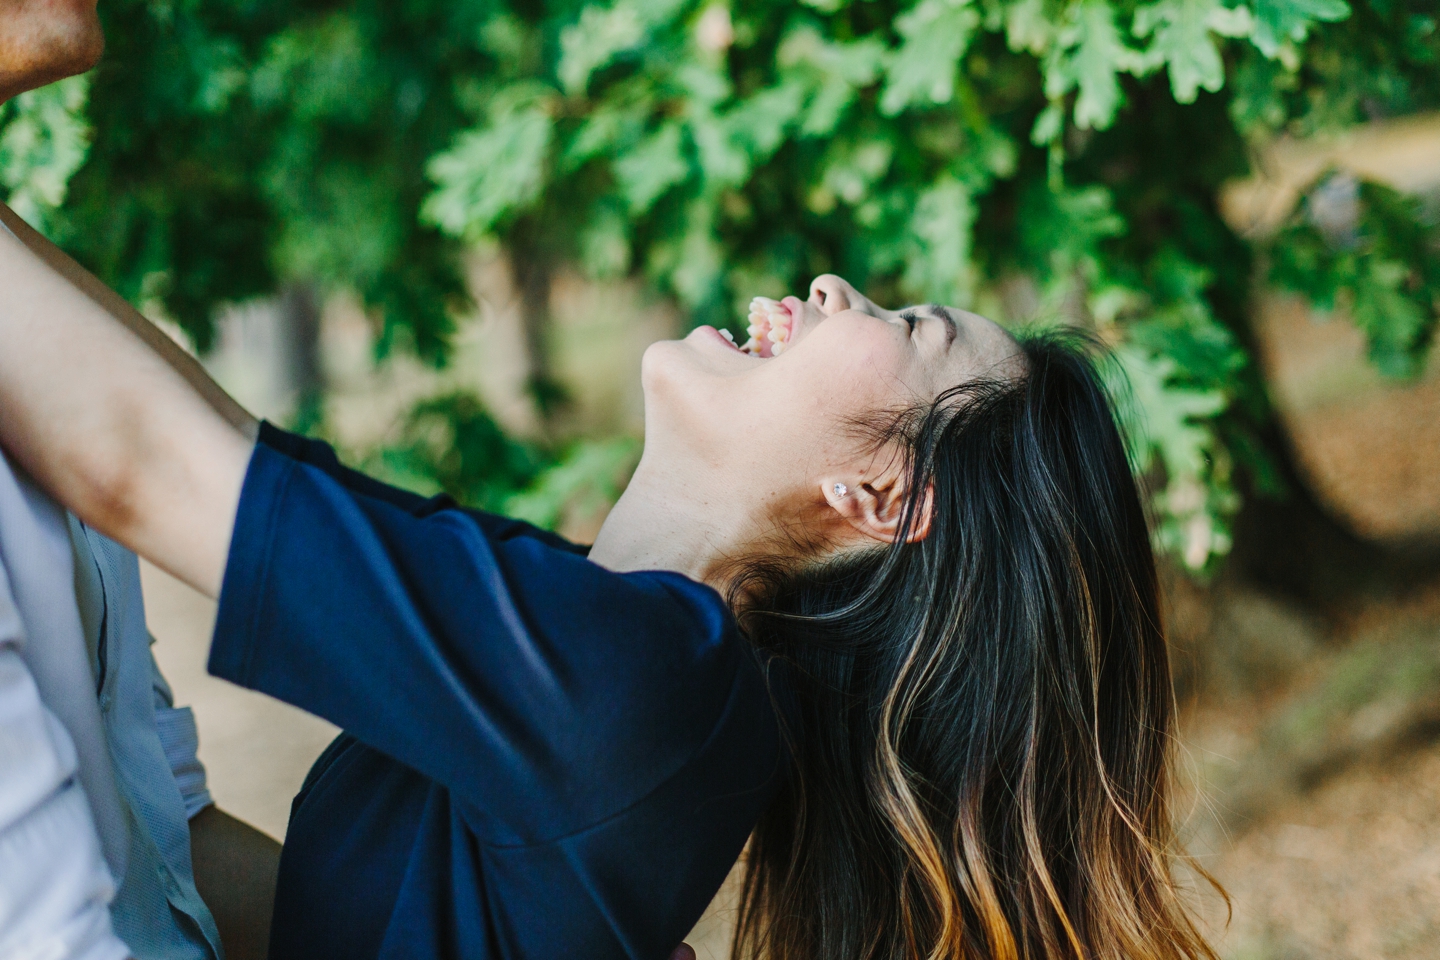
[2,0,1437,569]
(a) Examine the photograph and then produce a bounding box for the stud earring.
[833,482,848,498]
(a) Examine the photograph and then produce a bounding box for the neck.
[588,453,764,592]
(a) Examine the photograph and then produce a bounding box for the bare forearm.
[189,806,281,960]
[0,210,251,596]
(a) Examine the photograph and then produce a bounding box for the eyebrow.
[904,304,961,346]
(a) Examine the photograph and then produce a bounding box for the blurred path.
[143,561,337,840]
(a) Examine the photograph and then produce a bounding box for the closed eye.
[899,305,960,346]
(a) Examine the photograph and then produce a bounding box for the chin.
[639,338,692,402]
[0,0,105,100]
[54,2,105,75]
[639,337,729,443]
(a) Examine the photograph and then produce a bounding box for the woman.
[0,205,1216,960]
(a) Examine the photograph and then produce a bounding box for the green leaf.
[1030,101,1064,145]
[1003,0,1057,56]
[1350,259,1430,377]
[504,437,642,530]
[1227,45,1297,134]
[817,137,895,207]
[559,5,644,95]
[689,111,749,186]
[613,122,690,214]
[778,27,886,136]
[1251,0,1351,58]
[1268,176,1439,379]
[1134,0,1254,103]
[564,87,656,169]
[1043,0,1144,130]
[727,82,807,159]
[880,0,981,116]
[687,78,807,191]
[903,175,977,305]
[557,0,693,94]
[1109,342,1231,569]
[385,391,545,509]
[251,15,377,123]
[423,93,554,240]
[1019,183,1126,280]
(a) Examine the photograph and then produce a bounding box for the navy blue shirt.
[208,425,788,960]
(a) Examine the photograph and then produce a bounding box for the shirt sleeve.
[209,433,749,844]
[0,558,130,960]
[148,649,212,819]
[255,422,587,555]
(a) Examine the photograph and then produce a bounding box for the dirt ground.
[1176,581,1440,960]
[1204,741,1440,959]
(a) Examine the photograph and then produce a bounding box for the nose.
[808,275,861,316]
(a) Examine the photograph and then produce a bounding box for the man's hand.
[0,0,104,103]
[188,806,282,960]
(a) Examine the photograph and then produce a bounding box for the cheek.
[795,340,915,420]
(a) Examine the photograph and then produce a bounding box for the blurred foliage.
[354,388,641,531]
[2,0,1439,561]
[365,390,549,509]
[1269,173,1440,377]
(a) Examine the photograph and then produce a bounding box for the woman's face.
[641,275,1023,526]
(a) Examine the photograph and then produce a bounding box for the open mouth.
[740,297,795,357]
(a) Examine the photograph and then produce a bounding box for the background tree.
[2,0,1437,581]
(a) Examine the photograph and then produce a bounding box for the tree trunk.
[509,218,567,428]
[1229,417,1440,613]
[278,282,323,419]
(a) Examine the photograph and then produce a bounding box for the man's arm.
[146,643,278,960]
[0,207,257,438]
[0,205,252,597]
[188,807,280,960]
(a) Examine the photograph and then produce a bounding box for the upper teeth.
[743,297,791,357]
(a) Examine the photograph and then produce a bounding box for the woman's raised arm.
[0,203,255,598]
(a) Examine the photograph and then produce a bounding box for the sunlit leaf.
[423,92,554,240]
[879,0,981,116]
[1043,0,1144,130]
[1251,0,1351,58]
[903,175,976,305]
[1133,0,1254,103]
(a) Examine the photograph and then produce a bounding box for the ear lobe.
[822,478,934,544]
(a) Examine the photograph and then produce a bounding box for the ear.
[822,473,934,545]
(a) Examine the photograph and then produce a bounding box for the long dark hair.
[733,330,1219,960]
